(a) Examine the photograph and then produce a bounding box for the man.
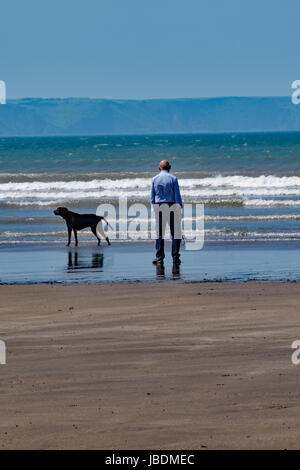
[151,160,183,274]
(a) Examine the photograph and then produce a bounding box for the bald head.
[159,160,171,172]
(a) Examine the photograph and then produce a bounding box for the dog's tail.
[102,217,113,230]
[96,217,113,239]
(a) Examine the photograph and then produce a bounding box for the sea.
[1,132,300,283]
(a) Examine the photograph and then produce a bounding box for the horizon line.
[6,95,291,102]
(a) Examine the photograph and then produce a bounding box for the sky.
[0,0,299,99]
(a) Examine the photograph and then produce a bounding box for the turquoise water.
[0,132,300,282]
[1,132,300,174]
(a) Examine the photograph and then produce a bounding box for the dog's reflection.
[67,251,104,270]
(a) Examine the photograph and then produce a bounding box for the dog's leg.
[91,226,101,246]
[67,226,72,246]
[74,229,78,246]
[106,237,111,246]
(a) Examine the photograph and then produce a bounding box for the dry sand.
[0,281,300,449]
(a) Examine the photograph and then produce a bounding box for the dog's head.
[54,207,69,217]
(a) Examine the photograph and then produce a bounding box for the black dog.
[54,207,111,246]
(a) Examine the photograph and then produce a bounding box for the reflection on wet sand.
[67,251,104,271]
[155,263,181,280]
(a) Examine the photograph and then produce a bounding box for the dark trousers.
[155,203,181,262]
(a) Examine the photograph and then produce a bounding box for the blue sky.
[1,0,299,99]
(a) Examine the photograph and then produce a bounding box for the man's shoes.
[153,259,165,275]
[153,258,180,274]
[152,259,163,265]
[156,264,165,276]
[172,262,180,275]
[172,257,181,274]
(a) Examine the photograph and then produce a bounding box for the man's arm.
[150,179,156,205]
[174,177,183,208]
[174,178,182,207]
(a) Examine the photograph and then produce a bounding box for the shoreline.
[1,281,300,449]
[1,279,300,286]
[1,241,300,284]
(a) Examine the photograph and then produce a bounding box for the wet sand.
[1,241,300,284]
[0,281,300,449]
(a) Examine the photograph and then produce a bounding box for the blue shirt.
[151,171,183,208]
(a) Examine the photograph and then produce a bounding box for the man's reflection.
[155,262,180,279]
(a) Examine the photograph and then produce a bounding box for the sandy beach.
[1,281,300,449]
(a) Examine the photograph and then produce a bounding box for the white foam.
[2,174,300,191]
[1,174,300,207]
[2,229,300,241]
[244,199,300,207]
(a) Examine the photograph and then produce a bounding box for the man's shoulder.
[152,174,160,183]
[168,173,178,183]
[152,172,178,184]
[152,172,167,181]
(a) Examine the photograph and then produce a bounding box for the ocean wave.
[2,213,300,225]
[3,170,299,182]
[2,188,300,199]
[0,231,68,238]
[2,229,300,240]
[2,174,300,190]
[1,198,300,208]
[0,217,54,224]
[0,198,245,208]
[244,199,300,207]
[0,172,155,182]
[205,214,300,221]
[2,175,300,203]
[204,230,300,238]
[2,171,300,207]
